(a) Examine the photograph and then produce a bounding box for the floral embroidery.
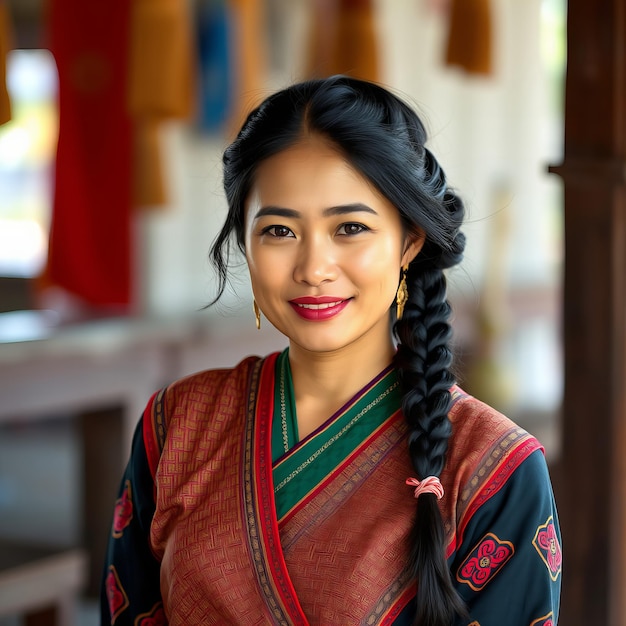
[533,516,562,581]
[112,479,133,538]
[530,613,554,626]
[106,565,129,624]
[456,533,514,591]
[135,602,167,625]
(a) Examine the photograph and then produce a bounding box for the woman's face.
[244,135,423,357]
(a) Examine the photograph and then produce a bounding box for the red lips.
[289,296,351,321]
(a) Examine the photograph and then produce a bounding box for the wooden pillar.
[549,1,626,624]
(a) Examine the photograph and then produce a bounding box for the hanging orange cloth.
[305,0,380,82]
[0,0,13,126]
[225,0,268,138]
[445,0,493,75]
[127,0,196,208]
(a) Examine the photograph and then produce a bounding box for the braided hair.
[211,75,466,625]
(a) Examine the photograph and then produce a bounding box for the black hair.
[211,75,466,625]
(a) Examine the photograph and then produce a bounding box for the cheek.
[246,248,266,296]
[248,259,271,293]
[366,241,403,296]
[350,238,402,276]
[245,240,272,275]
[247,248,288,299]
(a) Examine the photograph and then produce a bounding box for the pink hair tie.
[406,476,444,500]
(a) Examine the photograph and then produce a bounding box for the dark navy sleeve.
[100,417,166,625]
[450,449,561,626]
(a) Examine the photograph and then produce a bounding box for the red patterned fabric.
[142,389,165,487]
[148,358,543,624]
[149,357,300,624]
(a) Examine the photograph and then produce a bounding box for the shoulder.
[448,386,525,444]
[161,354,263,413]
[447,385,543,467]
[142,354,271,469]
[442,388,553,552]
[441,387,546,532]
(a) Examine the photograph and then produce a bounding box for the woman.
[102,76,561,625]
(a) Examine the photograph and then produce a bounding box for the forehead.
[249,136,384,209]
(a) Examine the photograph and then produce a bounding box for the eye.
[337,222,369,236]
[261,225,294,238]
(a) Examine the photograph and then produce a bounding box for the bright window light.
[0,49,58,277]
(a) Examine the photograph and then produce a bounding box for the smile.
[295,301,343,310]
[289,297,350,321]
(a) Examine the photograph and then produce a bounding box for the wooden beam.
[550,1,626,624]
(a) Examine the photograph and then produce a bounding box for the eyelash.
[337,222,369,236]
[260,223,370,238]
[260,225,294,238]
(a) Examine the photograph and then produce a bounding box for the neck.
[287,333,396,438]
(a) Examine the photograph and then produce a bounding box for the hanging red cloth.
[45,0,133,309]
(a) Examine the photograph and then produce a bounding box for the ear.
[401,230,426,266]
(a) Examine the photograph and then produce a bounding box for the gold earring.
[253,300,261,330]
[396,265,409,319]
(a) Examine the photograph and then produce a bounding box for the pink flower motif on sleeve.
[533,516,562,581]
[112,479,133,538]
[136,602,167,625]
[105,565,129,623]
[530,613,554,626]
[456,533,514,591]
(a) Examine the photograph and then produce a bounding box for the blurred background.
[0,0,566,624]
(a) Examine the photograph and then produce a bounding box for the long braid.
[396,267,455,479]
[394,180,467,624]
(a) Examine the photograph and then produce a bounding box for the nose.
[292,237,338,286]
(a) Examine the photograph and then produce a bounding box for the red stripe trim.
[253,354,309,624]
[380,585,416,625]
[142,390,161,483]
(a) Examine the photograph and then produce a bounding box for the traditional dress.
[102,350,561,625]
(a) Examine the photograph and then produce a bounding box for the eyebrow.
[254,203,378,220]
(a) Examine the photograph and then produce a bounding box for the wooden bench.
[0,541,88,625]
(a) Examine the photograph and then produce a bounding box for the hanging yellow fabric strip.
[0,0,14,126]
[445,0,493,76]
[127,0,196,208]
[226,0,269,138]
[305,0,379,82]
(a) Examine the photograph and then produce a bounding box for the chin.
[287,332,351,355]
